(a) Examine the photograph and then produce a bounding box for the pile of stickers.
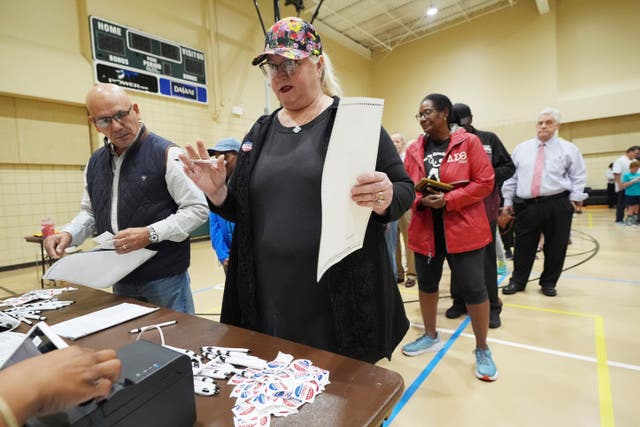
[228,352,330,427]
[160,345,330,426]
[0,287,76,326]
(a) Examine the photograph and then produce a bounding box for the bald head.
[86,84,131,113]
[86,84,142,154]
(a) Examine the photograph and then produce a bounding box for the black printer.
[27,340,196,427]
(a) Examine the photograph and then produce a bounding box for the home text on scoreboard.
[90,16,207,104]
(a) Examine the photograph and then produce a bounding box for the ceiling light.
[426,6,438,16]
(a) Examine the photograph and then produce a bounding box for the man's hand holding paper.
[113,227,153,253]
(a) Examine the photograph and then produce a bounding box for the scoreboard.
[90,16,208,104]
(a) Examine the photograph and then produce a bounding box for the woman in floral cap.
[180,17,411,363]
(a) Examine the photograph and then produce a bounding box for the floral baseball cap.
[251,17,323,66]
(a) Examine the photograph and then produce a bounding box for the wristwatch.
[147,226,159,244]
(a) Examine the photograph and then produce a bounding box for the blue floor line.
[385,272,507,425]
[383,316,471,426]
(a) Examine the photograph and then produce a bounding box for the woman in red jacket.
[402,93,498,381]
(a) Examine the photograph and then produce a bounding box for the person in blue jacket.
[207,138,241,273]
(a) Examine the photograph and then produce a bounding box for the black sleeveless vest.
[86,131,190,283]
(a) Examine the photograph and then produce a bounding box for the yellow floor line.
[505,302,615,427]
[595,316,615,427]
[504,302,596,318]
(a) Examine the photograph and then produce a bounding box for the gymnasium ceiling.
[267,0,550,58]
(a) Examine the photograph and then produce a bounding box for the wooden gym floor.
[1,206,638,427]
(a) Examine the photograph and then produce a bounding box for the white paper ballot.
[50,303,159,340]
[92,231,116,250]
[43,248,157,288]
[317,97,384,281]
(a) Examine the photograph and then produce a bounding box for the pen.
[18,315,33,325]
[175,158,227,165]
[129,320,178,334]
[201,346,250,353]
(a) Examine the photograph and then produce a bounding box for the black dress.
[251,107,337,351]
[214,97,413,363]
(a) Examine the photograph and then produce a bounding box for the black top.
[423,136,450,246]
[251,107,337,351]
[212,97,413,363]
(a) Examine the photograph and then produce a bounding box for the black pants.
[508,195,573,290]
[607,183,616,208]
[450,220,500,313]
[499,221,514,251]
[616,190,626,222]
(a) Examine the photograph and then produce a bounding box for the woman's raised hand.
[179,140,228,206]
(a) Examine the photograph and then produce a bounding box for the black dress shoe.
[445,303,467,319]
[541,287,557,297]
[502,283,525,295]
[489,310,501,328]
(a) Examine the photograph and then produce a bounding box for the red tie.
[530,142,545,198]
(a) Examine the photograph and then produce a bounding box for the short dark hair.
[421,93,453,125]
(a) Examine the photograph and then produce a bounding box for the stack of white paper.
[50,303,159,340]
[43,248,156,289]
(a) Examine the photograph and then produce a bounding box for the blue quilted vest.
[86,130,190,283]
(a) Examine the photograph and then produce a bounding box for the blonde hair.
[310,53,343,97]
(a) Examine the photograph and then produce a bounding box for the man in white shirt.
[44,84,208,313]
[612,146,640,223]
[501,108,587,297]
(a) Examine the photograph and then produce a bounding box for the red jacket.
[405,129,494,256]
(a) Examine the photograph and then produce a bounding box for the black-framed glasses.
[92,105,133,129]
[259,59,300,79]
[415,109,437,121]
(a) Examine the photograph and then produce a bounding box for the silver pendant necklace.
[286,97,331,134]
[288,111,311,134]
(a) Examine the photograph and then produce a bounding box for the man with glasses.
[501,108,586,297]
[44,83,208,314]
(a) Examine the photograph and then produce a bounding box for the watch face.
[149,227,159,243]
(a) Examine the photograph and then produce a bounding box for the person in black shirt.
[179,17,412,364]
[445,103,515,328]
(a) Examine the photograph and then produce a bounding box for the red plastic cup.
[41,219,55,238]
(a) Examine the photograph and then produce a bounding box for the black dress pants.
[607,183,616,208]
[616,190,626,222]
[509,195,573,290]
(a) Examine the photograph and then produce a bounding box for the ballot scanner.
[26,340,196,427]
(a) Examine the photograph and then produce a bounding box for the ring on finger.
[376,192,384,204]
[123,243,127,250]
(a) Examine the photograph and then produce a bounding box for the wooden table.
[15,286,404,426]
